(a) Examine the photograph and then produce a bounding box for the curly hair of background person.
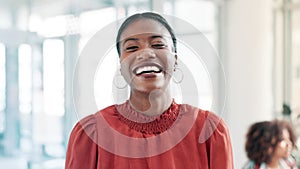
[243,119,297,169]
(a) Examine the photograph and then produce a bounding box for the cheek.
[159,51,176,67]
[120,56,134,81]
[165,55,177,75]
[279,141,287,148]
[120,52,129,61]
[276,141,290,153]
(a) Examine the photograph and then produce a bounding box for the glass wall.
[273,0,300,163]
[18,44,33,156]
[291,10,300,108]
[273,0,300,115]
[0,43,5,139]
[164,0,219,110]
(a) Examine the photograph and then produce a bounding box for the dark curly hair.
[245,119,296,164]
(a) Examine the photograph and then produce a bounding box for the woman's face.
[119,19,176,93]
[273,129,293,159]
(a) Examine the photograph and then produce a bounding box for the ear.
[120,68,124,76]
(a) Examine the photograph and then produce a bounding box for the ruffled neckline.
[115,100,180,135]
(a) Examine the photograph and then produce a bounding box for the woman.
[243,120,298,169]
[65,12,234,169]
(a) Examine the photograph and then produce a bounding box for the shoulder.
[181,104,231,145]
[70,105,116,139]
[181,104,228,133]
[242,161,257,169]
[66,107,116,169]
[242,161,270,169]
[68,113,97,143]
[180,104,234,167]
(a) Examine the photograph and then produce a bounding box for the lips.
[132,63,163,76]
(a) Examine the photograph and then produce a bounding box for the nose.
[136,48,156,60]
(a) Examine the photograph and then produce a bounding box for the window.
[162,0,220,110]
[79,7,117,53]
[273,1,300,114]
[0,43,5,134]
[19,44,32,115]
[43,39,65,116]
[291,10,300,108]
[164,0,218,49]
[0,8,11,29]
[18,44,34,153]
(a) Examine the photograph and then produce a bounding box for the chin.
[283,153,290,159]
[132,82,167,93]
[138,86,164,93]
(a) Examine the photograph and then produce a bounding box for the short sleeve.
[65,114,98,169]
[201,112,234,169]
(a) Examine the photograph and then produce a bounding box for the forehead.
[119,19,171,42]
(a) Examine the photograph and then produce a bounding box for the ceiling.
[0,0,114,18]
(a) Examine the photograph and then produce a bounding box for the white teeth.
[136,66,160,74]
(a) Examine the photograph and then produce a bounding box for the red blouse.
[65,100,234,169]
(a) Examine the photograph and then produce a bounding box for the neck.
[267,158,280,169]
[129,88,172,116]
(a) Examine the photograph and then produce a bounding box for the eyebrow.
[122,38,138,46]
[150,35,165,40]
[122,35,166,46]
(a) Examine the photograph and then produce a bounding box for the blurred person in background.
[243,119,298,169]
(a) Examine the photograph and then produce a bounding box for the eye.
[152,43,167,49]
[125,46,138,52]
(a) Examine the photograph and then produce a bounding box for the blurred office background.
[0,0,299,168]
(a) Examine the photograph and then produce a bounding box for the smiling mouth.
[133,64,163,76]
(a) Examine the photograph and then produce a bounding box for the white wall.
[223,0,274,168]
